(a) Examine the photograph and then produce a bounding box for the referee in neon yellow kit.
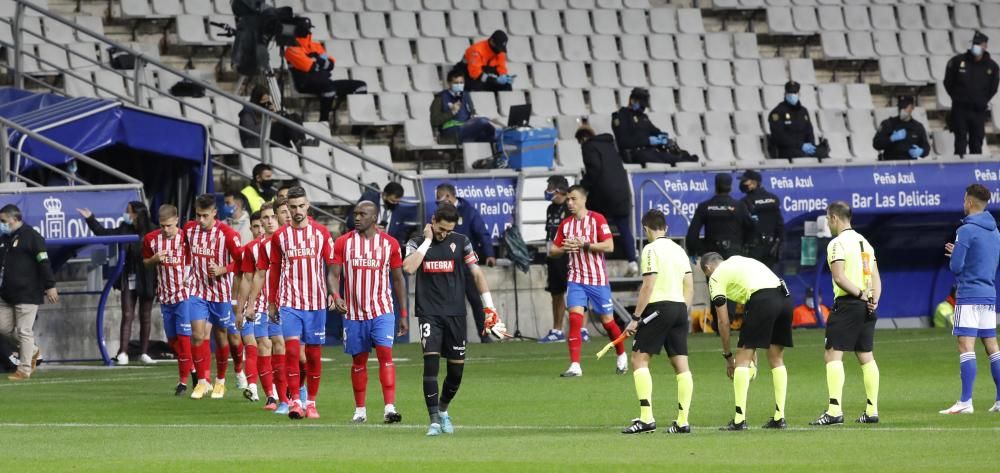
[701,252,793,430]
[621,210,694,435]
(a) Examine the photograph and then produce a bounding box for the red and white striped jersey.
[239,236,272,314]
[184,220,242,303]
[554,210,613,286]
[268,221,334,311]
[333,230,403,321]
[142,229,189,305]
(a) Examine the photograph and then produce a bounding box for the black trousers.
[295,74,367,122]
[951,103,988,156]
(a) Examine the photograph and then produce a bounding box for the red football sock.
[351,352,369,408]
[215,344,229,381]
[602,320,625,355]
[231,342,244,374]
[273,353,288,403]
[306,345,322,402]
[194,341,211,381]
[175,335,193,385]
[258,355,273,396]
[568,312,584,363]
[375,345,396,406]
[244,345,258,385]
[300,360,307,382]
[285,339,301,401]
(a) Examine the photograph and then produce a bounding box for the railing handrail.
[4,0,423,213]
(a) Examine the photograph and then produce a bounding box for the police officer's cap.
[715,173,732,189]
[973,30,989,45]
[630,87,650,101]
[739,170,762,183]
[489,30,508,52]
[784,81,800,94]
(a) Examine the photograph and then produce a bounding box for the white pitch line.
[0,422,996,433]
[0,373,175,388]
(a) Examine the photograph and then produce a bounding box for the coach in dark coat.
[577,127,638,272]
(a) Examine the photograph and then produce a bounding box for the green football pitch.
[2,329,998,472]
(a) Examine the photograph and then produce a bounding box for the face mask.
[67,160,78,174]
[785,94,799,106]
[0,222,9,235]
[450,83,464,95]
[899,110,911,121]
[630,102,643,112]
[739,182,751,194]
[971,45,984,57]
[122,213,133,225]
[544,190,555,201]
[384,201,398,211]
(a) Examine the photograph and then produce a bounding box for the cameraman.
[285,17,366,123]
[239,86,306,149]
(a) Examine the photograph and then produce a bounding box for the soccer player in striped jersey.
[141,204,193,396]
[330,201,408,424]
[268,186,335,419]
[237,204,280,407]
[186,194,244,400]
[550,185,627,377]
[233,210,265,403]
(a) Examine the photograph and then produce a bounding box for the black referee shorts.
[418,315,467,360]
[632,301,689,357]
[738,288,794,349]
[545,255,568,294]
[825,297,875,353]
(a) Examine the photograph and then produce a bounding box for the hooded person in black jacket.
[577,126,638,275]
[943,31,1000,156]
[78,201,157,365]
[873,96,930,161]
[0,204,57,380]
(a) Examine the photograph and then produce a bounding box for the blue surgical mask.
[631,102,642,111]
[0,222,9,235]
[450,83,464,95]
[544,190,555,201]
[785,94,799,106]
[972,45,984,57]
[122,213,133,225]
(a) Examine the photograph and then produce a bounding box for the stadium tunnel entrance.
[1,87,210,216]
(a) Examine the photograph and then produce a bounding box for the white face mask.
[971,44,984,57]
[899,110,911,121]
[450,83,464,94]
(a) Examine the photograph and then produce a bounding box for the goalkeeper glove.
[483,307,508,340]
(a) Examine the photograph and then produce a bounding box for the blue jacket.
[949,211,1000,305]
[430,197,494,258]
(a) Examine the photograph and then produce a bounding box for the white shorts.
[953,304,997,338]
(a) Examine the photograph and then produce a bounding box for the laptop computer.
[506,104,532,128]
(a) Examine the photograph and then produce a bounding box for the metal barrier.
[0,0,424,223]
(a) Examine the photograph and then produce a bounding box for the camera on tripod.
[227,0,304,76]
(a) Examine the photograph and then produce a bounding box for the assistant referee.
[701,252,793,431]
[621,210,694,435]
[810,201,881,426]
[402,203,497,437]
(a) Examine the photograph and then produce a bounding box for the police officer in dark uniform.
[943,31,999,156]
[872,96,931,161]
[612,88,683,165]
[686,174,754,260]
[738,170,784,269]
[767,81,822,160]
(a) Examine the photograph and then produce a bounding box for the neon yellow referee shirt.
[708,255,781,305]
[826,228,875,299]
[641,237,691,304]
